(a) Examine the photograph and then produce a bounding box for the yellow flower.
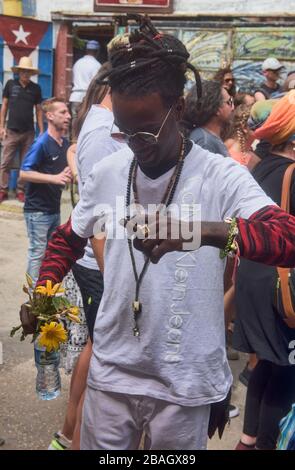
[66,313,81,323]
[35,280,65,296]
[25,273,34,289]
[69,306,79,316]
[38,322,67,352]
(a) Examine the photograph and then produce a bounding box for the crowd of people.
[1,14,295,451]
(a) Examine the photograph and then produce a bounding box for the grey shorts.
[81,387,210,450]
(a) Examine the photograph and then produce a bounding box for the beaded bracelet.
[220,217,239,259]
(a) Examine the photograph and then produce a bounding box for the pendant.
[132,301,142,314]
[133,326,140,337]
[132,301,141,336]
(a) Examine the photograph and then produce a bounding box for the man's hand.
[53,166,73,186]
[0,126,7,141]
[19,303,37,335]
[121,212,201,264]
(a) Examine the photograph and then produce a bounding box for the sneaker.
[0,191,8,203]
[48,431,72,450]
[239,364,252,387]
[16,192,25,203]
[229,404,240,419]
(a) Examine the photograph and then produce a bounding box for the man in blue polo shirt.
[20,97,72,284]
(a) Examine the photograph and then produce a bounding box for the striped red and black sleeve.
[37,218,87,285]
[237,205,295,267]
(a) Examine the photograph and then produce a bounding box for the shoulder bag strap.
[277,163,295,328]
[280,162,295,213]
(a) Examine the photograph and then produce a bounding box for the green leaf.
[52,296,63,310]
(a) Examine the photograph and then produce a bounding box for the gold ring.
[137,224,150,239]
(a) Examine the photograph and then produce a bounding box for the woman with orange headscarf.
[233,91,295,450]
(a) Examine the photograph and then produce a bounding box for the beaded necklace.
[125,135,187,337]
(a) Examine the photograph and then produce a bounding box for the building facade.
[1,1,295,100]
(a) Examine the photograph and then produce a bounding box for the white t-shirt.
[69,55,101,103]
[72,142,274,406]
[76,105,124,270]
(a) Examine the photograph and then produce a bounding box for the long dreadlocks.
[100,15,202,108]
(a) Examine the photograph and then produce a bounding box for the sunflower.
[38,322,67,352]
[35,280,65,296]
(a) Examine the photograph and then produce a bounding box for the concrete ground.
[0,191,247,450]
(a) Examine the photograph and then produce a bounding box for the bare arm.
[20,166,72,185]
[90,237,105,273]
[0,97,8,139]
[224,284,235,331]
[128,206,295,267]
[36,104,44,134]
[67,143,78,181]
[254,91,266,102]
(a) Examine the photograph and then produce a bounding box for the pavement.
[0,192,247,451]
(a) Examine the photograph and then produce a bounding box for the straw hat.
[11,56,39,75]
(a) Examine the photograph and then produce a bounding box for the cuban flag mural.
[0,15,53,99]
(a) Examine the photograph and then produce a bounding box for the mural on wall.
[161,26,295,92]
[234,29,295,59]
[232,28,295,91]
[0,15,53,98]
[118,23,295,91]
[182,30,231,73]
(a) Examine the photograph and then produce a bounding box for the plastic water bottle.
[34,340,61,400]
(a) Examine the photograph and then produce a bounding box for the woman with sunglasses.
[213,66,236,97]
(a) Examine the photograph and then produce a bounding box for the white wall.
[174,0,295,15]
[36,0,93,21]
[36,0,295,22]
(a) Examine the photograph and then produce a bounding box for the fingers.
[133,237,159,256]
[133,238,177,264]
[150,240,173,264]
[63,166,73,177]
[61,175,72,184]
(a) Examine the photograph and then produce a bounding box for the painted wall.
[36,0,93,20]
[35,0,295,21]
[3,0,36,16]
[174,0,295,15]
[173,26,295,91]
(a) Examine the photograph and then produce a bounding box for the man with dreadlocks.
[34,16,295,449]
